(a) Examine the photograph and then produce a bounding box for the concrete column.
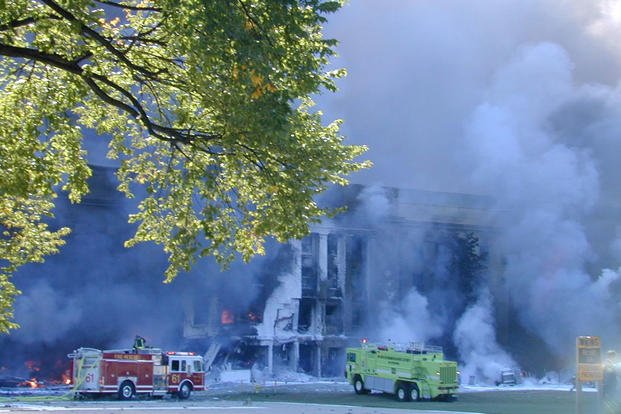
[314,344,322,378]
[292,300,300,332]
[267,342,274,376]
[291,239,302,299]
[315,233,328,338]
[341,235,353,335]
[318,232,328,282]
[486,236,510,344]
[289,341,300,371]
[337,235,346,294]
[313,301,325,335]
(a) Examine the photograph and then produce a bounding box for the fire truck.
[345,341,459,402]
[67,344,206,400]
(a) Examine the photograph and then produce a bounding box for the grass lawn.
[219,388,602,414]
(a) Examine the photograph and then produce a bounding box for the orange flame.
[61,370,72,385]
[221,309,234,325]
[19,378,40,388]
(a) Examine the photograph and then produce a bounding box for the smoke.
[346,185,394,225]
[320,0,621,379]
[462,42,621,355]
[341,186,436,344]
[10,281,83,345]
[454,290,516,383]
[342,186,485,359]
[0,167,184,376]
[0,166,286,379]
[377,289,442,344]
[325,1,621,194]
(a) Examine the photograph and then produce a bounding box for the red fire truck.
[67,345,206,400]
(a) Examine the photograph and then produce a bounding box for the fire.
[19,378,41,388]
[221,309,235,325]
[61,370,72,385]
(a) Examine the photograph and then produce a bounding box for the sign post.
[576,336,603,414]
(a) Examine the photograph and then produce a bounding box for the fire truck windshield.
[171,360,187,372]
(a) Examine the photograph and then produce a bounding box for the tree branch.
[94,0,162,12]
[40,0,163,79]
[0,43,220,146]
[0,43,82,75]
[0,14,64,32]
[86,72,220,144]
[0,17,36,31]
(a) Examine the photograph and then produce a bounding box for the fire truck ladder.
[203,342,221,372]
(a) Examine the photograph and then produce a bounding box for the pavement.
[1,401,482,414]
[0,378,579,414]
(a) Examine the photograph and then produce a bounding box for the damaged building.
[181,184,497,379]
[1,166,501,382]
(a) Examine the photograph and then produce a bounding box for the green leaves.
[0,0,368,332]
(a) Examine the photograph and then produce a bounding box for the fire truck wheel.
[178,382,192,400]
[118,381,135,400]
[353,376,368,395]
[409,383,420,401]
[395,383,409,402]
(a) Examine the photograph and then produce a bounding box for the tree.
[0,0,369,332]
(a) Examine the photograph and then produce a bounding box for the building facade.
[182,185,497,377]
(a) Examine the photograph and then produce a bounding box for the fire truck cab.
[68,347,205,400]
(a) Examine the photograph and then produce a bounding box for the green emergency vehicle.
[345,341,459,401]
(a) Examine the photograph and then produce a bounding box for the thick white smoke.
[454,290,516,384]
[346,186,443,345]
[377,289,443,344]
[463,42,621,353]
[321,0,621,379]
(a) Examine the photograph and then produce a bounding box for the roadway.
[1,401,480,414]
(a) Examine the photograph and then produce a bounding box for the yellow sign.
[576,336,603,382]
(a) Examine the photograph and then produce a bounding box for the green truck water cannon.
[345,340,459,402]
